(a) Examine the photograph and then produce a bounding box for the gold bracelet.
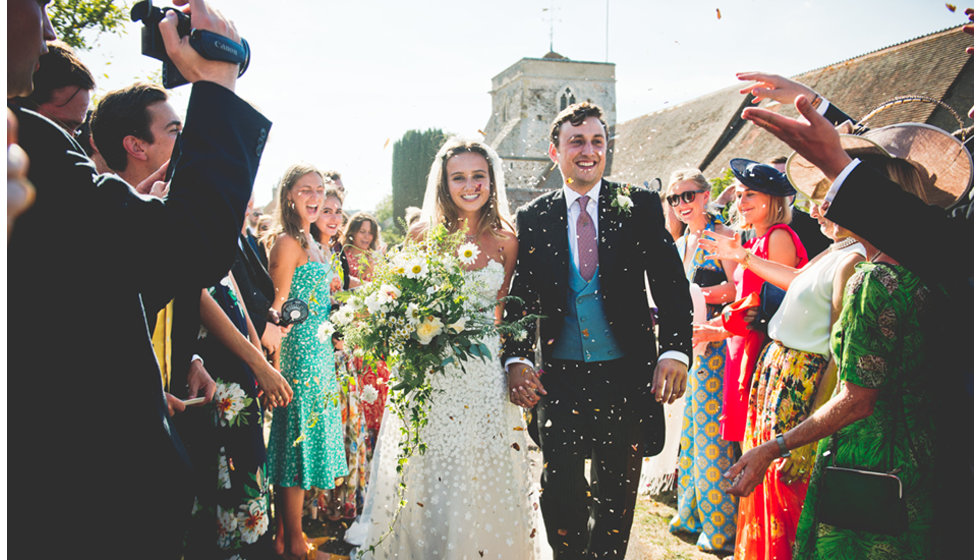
[739,250,752,266]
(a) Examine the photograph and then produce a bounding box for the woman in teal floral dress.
[663,169,740,553]
[265,164,348,559]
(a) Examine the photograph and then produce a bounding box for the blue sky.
[77,0,971,213]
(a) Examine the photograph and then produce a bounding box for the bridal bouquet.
[331,225,534,461]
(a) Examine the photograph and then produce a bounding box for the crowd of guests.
[655,63,973,558]
[8,1,972,559]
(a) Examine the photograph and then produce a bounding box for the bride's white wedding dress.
[346,260,549,559]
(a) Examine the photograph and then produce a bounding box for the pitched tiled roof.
[611,27,974,185]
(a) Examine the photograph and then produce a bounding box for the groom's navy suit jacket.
[8,82,271,558]
[503,180,693,455]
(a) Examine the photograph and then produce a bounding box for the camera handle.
[130,0,250,88]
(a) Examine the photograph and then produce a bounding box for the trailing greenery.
[391,128,446,234]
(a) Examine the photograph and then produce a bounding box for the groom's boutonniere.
[611,184,634,215]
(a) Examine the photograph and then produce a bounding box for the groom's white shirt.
[505,180,689,370]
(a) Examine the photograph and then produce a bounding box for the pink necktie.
[577,195,598,281]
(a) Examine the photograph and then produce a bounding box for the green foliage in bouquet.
[330,223,541,554]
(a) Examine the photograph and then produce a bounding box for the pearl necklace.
[830,237,858,251]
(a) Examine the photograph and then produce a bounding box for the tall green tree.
[49,0,130,51]
[391,128,446,234]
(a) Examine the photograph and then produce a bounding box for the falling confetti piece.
[946,3,957,11]
[478,129,487,136]
[417,502,424,507]
[530,528,537,538]
[513,426,525,431]
[512,442,521,450]
[571,409,580,415]
[383,138,390,149]
[716,8,722,19]
[558,529,568,536]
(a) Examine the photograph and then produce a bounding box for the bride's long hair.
[421,137,514,237]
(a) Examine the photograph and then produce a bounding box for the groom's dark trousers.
[537,357,650,559]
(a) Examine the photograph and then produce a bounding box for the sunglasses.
[666,190,705,207]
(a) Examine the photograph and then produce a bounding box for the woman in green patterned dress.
[265,164,349,560]
[723,155,937,559]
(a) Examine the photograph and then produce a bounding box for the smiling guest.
[692,159,807,450]
[664,168,739,554]
[341,212,381,286]
[265,164,348,559]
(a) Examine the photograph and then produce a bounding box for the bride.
[345,138,549,559]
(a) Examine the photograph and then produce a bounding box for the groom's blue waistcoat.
[551,260,625,363]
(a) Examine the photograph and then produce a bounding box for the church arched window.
[559,86,577,111]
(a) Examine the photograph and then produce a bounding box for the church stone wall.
[483,56,616,214]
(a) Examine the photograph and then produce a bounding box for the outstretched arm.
[698,229,802,291]
[736,71,855,126]
[741,95,853,199]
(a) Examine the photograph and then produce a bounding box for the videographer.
[7,0,272,557]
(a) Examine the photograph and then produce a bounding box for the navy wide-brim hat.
[730,158,797,197]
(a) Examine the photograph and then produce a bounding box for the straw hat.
[786,122,973,208]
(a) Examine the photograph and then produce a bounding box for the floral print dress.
[793,263,935,559]
[183,275,272,559]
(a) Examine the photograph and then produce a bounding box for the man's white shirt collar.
[563,180,603,210]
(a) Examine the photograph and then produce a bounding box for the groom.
[503,102,692,559]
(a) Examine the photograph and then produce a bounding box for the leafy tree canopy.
[49,0,130,51]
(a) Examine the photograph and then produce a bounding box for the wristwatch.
[774,433,791,458]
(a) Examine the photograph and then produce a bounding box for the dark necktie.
[577,195,598,281]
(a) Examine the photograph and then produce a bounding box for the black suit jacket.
[245,228,269,270]
[232,233,275,338]
[826,162,971,287]
[8,81,270,557]
[503,180,693,454]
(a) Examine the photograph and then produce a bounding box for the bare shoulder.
[767,227,794,246]
[269,234,304,266]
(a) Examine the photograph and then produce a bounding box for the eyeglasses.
[666,190,704,207]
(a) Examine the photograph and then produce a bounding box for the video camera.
[130,0,250,88]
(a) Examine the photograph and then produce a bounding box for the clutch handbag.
[692,266,727,288]
[751,282,786,330]
[817,458,908,535]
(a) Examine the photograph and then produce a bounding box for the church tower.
[482,52,616,210]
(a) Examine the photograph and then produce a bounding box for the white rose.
[415,316,444,345]
[616,194,633,209]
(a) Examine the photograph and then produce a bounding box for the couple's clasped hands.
[507,364,546,408]
[506,359,688,407]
